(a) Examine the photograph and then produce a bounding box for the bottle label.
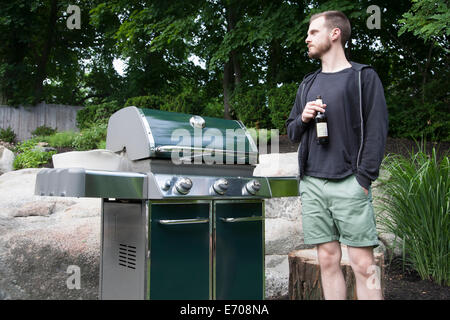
[316,123,328,138]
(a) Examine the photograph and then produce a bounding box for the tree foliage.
[0,0,448,141]
[398,0,449,47]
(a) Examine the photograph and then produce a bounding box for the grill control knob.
[162,179,171,191]
[213,178,229,195]
[175,177,193,195]
[245,179,261,195]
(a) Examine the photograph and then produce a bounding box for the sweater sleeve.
[286,84,311,143]
[355,68,389,189]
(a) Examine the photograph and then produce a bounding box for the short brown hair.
[309,11,351,47]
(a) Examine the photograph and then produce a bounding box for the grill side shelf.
[265,176,299,197]
[35,168,148,199]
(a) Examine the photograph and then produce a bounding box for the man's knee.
[317,242,342,270]
[348,249,375,277]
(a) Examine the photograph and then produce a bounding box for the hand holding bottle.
[301,99,326,123]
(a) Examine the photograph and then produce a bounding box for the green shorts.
[299,174,379,247]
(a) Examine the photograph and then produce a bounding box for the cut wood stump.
[288,246,384,300]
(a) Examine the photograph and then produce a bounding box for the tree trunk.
[222,1,241,119]
[33,0,58,104]
[288,246,384,300]
[267,39,281,88]
[231,50,241,86]
[3,36,28,103]
[421,42,434,104]
[225,2,241,86]
[223,60,233,119]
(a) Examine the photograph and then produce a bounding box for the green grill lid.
[106,106,258,164]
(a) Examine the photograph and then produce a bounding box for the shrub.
[46,131,78,148]
[127,87,209,115]
[376,145,449,286]
[124,95,165,110]
[31,125,57,137]
[247,128,278,149]
[97,140,106,149]
[13,140,56,169]
[0,126,17,143]
[231,85,272,129]
[125,91,226,119]
[160,86,206,115]
[76,101,122,130]
[202,97,223,118]
[268,83,298,135]
[72,124,107,151]
[386,80,450,143]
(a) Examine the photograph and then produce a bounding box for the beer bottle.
[315,95,329,145]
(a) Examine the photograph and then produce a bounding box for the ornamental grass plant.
[376,145,449,286]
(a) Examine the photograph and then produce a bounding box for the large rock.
[264,197,313,299]
[254,152,298,177]
[52,149,129,171]
[0,169,101,300]
[265,255,290,299]
[255,153,304,299]
[0,146,14,175]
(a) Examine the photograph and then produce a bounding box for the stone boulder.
[52,149,129,171]
[254,152,298,177]
[0,146,14,175]
[0,169,101,299]
[256,153,311,299]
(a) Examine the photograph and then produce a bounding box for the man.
[286,11,388,300]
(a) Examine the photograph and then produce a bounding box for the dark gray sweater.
[286,62,388,189]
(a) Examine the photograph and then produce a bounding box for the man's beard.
[308,39,332,59]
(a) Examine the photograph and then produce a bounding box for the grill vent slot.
[118,244,137,270]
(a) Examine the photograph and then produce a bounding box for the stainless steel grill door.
[214,201,264,299]
[149,202,211,299]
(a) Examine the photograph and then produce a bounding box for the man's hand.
[362,187,368,196]
[301,100,326,123]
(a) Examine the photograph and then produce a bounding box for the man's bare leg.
[347,246,383,300]
[317,241,346,300]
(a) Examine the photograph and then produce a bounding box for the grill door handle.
[158,218,209,225]
[220,216,263,223]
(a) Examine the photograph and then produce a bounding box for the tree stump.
[288,246,384,300]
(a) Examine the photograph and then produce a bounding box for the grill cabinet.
[35,106,298,300]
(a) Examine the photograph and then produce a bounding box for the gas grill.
[35,106,298,300]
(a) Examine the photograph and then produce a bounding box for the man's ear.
[330,27,341,43]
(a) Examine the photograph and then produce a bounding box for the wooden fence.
[0,103,83,142]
